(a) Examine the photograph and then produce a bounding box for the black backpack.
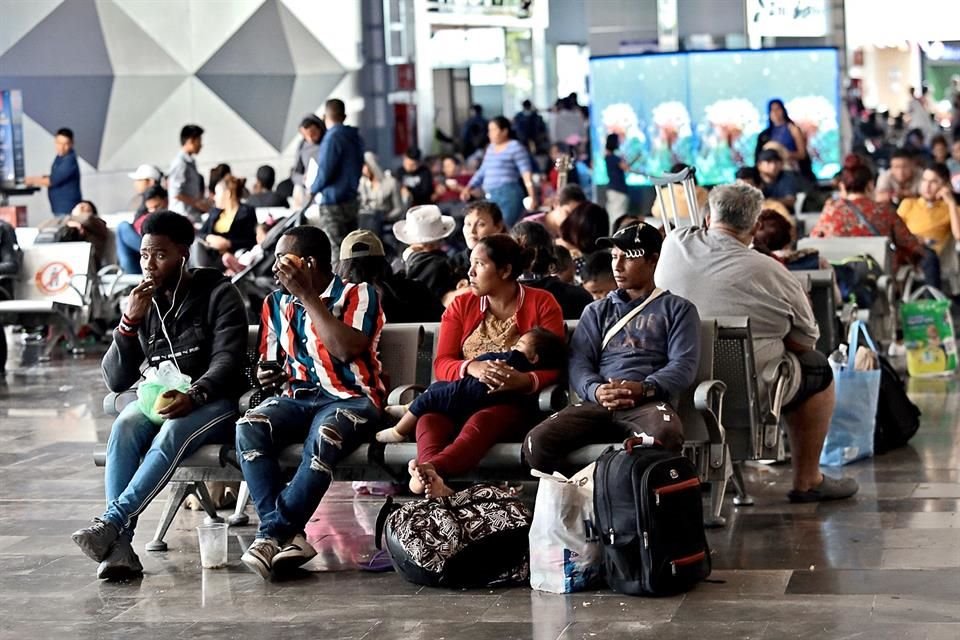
[874,355,921,454]
[376,484,532,588]
[833,254,883,308]
[594,439,711,596]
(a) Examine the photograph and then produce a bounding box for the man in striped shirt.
[237,226,385,579]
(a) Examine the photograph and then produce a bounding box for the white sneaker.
[241,538,279,580]
[271,534,317,573]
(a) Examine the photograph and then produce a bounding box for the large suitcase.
[593,438,711,596]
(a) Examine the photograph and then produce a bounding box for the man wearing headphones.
[72,211,248,579]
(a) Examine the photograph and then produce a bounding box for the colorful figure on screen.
[698,98,762,184]
[598,102,646,184]
[649,101,694,173]
[785,95,840,179]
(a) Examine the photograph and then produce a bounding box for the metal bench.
[791,269,840,355]
[0,241,95,359]
[797,235,896,346]
[711,316,789,506]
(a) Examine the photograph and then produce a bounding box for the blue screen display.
[589,48,841,186]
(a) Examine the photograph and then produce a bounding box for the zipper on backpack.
[655,477,700,506]
[608,528,615,544]
[642,530,649,549]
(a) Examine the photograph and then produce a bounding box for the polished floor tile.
[1,347,960,639]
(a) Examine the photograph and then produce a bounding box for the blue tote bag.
[820,321,881,467]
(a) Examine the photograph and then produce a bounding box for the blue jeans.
[487,182,526,227]
[236,394,379,542]
[921,247,943,291]
[116,221,142,274]
[102,399,237,537]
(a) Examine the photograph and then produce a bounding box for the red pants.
[415,403,530,477]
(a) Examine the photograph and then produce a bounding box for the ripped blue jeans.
[235,394,379,542]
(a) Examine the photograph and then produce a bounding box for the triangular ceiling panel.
[0,0,63,59]
[189,0,265,72]
[98,78,195,172]
[197,0,293,75]
[280,0,362,71]
[0,75,113,166]
[98,75,189,167]
[111,0,194,71]
[277,3,345,75]
[0,0,112,76]
[282,72,347,145]
[189,78,278,162]
[96,0,186,75]
[200,74,295,151]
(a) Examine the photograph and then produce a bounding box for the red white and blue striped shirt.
[259,275,385,407]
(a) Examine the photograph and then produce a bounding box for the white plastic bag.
[529,463,602,593]
[136,360,192,425]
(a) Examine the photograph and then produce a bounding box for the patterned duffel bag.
[376,484,532,588]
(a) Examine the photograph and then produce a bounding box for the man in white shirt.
[655,183,858,504]
[167,124,208,222]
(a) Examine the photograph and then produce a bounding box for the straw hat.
[393,205,456,245]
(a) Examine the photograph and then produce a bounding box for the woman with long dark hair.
[461,116,538,226]
[755,99,813,181]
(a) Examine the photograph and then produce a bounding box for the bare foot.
[420,464,454,499]
[376,427,407,444]
[384,403,410,420]
[408,459,427,495]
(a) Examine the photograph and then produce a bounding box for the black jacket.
[405,250,456,298]
[245,191,289,208]
[521,275,592,320]
[102,269,248,400]
[379,273,443,323]
[0,221,20,300]
[397,165,434,206]
[200,204,258,252]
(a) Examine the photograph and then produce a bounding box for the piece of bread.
[153,393,177,414]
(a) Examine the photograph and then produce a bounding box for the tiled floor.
[1,346,959,640]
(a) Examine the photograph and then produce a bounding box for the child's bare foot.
[420,464,454,499]
[376,427,407,444]
[384,403,410,420]
[408,459,427,495]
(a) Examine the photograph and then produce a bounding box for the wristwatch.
[187,385,209,407]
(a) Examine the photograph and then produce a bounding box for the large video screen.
[590,48,841,187]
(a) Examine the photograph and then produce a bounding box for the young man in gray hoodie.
[71,212,247,579]
[524,223,701,477]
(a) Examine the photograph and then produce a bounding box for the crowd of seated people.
[61,92,960,586]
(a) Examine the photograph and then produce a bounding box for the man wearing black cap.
[523,223,701,477]
[757,148,801,210]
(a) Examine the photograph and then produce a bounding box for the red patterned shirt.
[259,275,385,407]
[810,196,923,269]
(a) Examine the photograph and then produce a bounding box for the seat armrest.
[103,390,138,417]
[387,384,425,406]
[693,379,726,444]
[538,384,568,413]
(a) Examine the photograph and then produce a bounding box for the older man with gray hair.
[655,182,858,503]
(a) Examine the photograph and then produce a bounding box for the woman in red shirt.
[811,156,924,271]
[410,234,564,497]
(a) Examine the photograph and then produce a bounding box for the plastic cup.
[196,522,228,569]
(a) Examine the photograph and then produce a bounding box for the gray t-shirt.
[654,226,818,403]
[876,169,920,202]
[167,150,204,218]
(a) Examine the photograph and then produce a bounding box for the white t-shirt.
[654,226,819,404]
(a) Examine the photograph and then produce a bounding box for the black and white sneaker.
[71,518,119,562]
[272,534,317,573]
[241,538,280,579]
[97,537,143,580]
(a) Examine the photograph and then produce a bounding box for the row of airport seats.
[95,315,792,551]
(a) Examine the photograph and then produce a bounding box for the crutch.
[649,166,701,231]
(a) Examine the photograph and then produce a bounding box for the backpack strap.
[845,200,882,237]
[601,288,665,350]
